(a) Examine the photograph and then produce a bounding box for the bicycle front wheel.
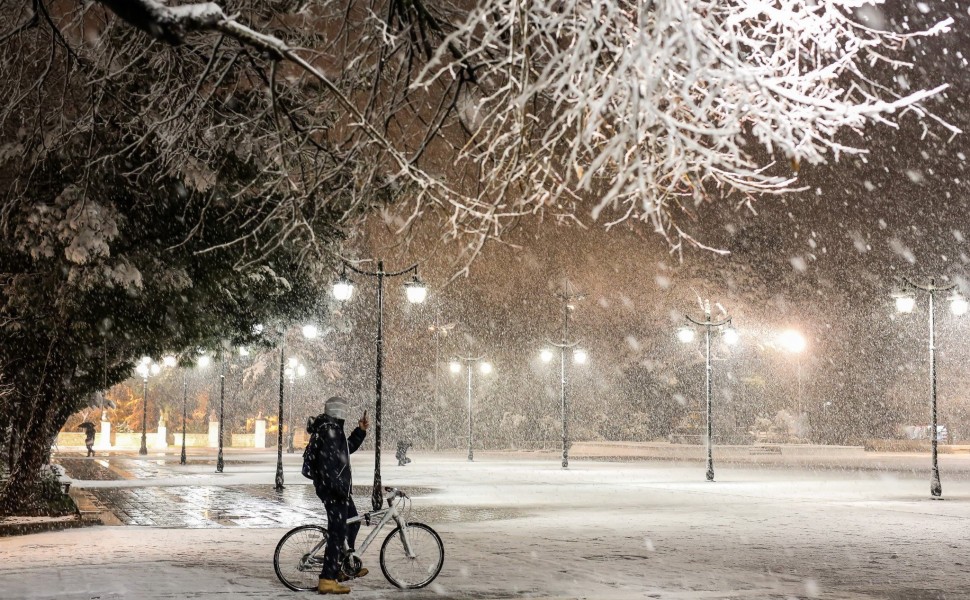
[274,524,328,591]
[379,522,444,589]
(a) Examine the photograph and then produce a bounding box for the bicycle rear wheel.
[379,522,444,589]
[274,524,327,591]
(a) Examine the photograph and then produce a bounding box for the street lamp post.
[216,345,226,473]
[540,290,585,469]
[274,324,317,491]
[155,355,184,463]
[286,357,297,454]
[285,359,306,454]
[333,260,428,510]
[213,345,252,474]
[679,301,735,482]
[275,330,286,491]
[139,373,149,456]
[450,357,491,461]
[893,277,967,498]
[180,369,188,465]
[136,357,161,456]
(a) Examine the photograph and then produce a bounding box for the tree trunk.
[0,389,72,516]
[0,402,11,473]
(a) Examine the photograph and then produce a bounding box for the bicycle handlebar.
[382,486,408,499]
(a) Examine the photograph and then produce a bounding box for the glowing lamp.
[779,329,807,353]
[405,275,428,304]
[895,295,916,314]
[950,294,968,316]
[333,276,354,301]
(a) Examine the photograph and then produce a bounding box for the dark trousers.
[317,492,360,579]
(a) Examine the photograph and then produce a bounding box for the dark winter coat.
[307,413,366,500]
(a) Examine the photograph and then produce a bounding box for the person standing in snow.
[307,397,369,595]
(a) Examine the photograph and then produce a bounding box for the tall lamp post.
[450,356,492,461]
[214,344,254,473]
[893,278,967,498]
[540,290,585,469]
[333,260,428,510]
[273,323,318,491]
[678,301,736,482]
[285,358,307,453]
[216,344,227,473]
[136,357,161,456]
[275,327,287,491]
[179,361,188,465]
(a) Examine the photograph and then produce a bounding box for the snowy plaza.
[5,1,970,599]
[3,447,970,599]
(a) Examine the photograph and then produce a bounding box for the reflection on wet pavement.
[57,455,243,481]
[55,457,527,529]
[55,458,125,481]
[83,485,525,528]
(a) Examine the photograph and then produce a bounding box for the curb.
[0,517,91,537]
[0,486,107,537]
[70,486,121,526]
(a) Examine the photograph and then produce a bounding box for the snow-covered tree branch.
[417,0,959,252]
[2,0,955,262]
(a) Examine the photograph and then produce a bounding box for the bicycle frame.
[301,492,415,571]
[347,494,415,558]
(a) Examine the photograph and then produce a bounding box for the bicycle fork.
[393,515,417,559]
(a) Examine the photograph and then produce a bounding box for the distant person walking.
[306,397,369,595]
[79,422,96,457]
[395,440,412,466]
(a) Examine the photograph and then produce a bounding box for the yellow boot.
[317,579,351,595]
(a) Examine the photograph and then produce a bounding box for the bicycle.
[274,487,444,591]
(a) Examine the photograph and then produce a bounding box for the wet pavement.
[54,456,525,529]
[83,485,324,528]
[57,455,249,481]
[55,457,125,481]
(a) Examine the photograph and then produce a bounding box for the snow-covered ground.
[3,451,970,599]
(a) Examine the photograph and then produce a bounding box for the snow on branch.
[21,0,956,263]
[97,0,225,45]
[89,0,480,255]
[416,0,959,252]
